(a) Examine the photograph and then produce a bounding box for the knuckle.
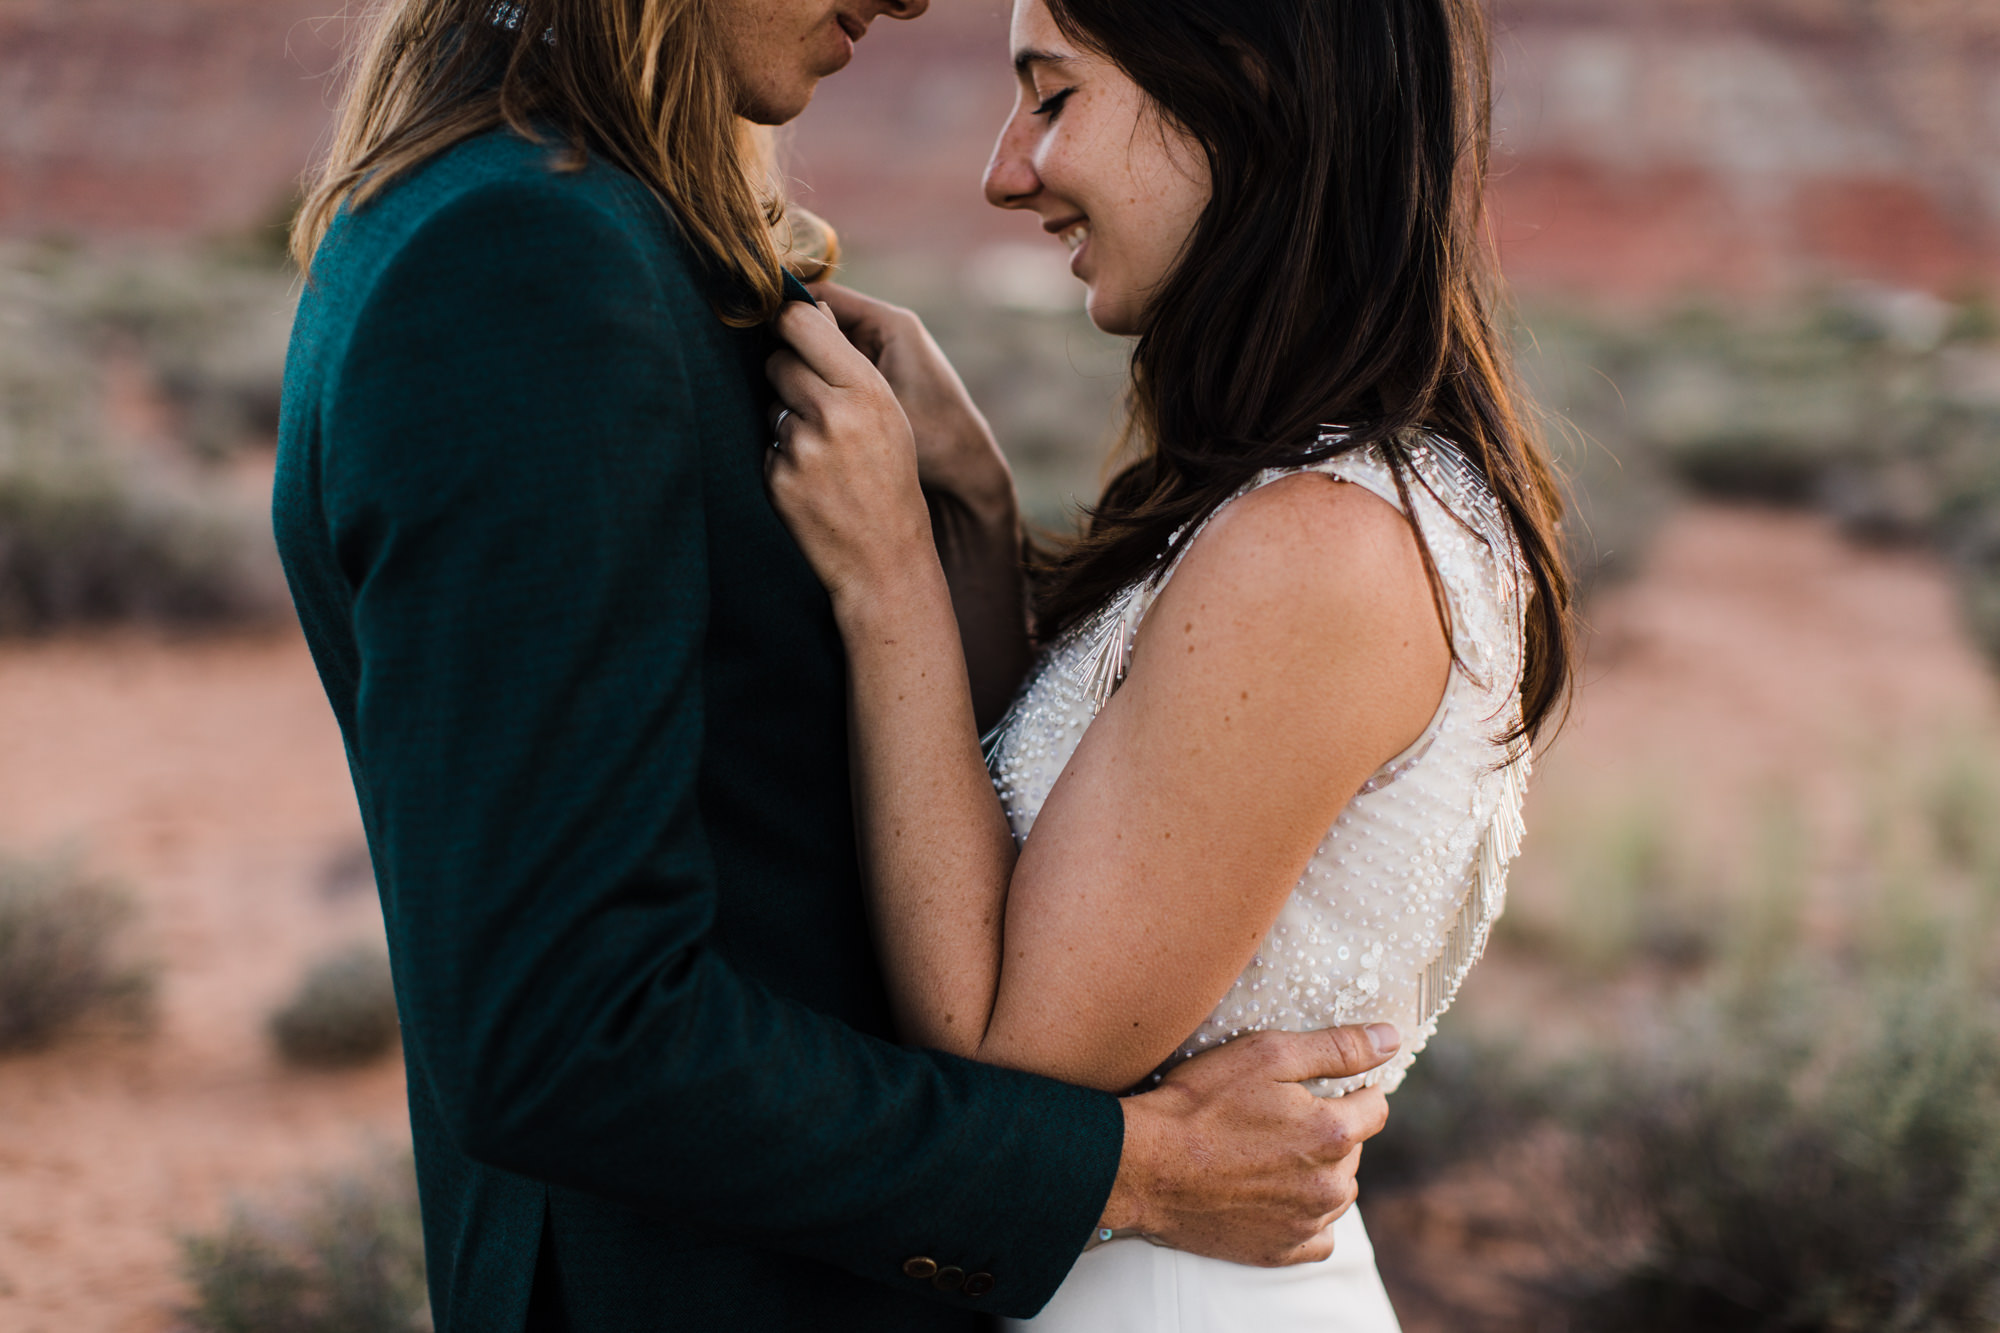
[1312,1106,1357,1155]
[1326,1123,1360,1158]
[1319,1093,1383,1149]
[1328,1025,1371,1070]
[1237,1029,1285,1065]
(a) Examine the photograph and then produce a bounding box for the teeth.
[1059,222,1090,253]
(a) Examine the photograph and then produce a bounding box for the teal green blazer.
[273,126,1123,1332]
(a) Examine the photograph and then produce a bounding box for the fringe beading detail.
[1415,736,1531,1028]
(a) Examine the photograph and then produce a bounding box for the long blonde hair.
[292,0,833,324]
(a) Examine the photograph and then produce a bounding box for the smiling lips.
[1053,220,1090,253]
[835,12,866,42]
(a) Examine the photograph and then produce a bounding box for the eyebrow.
[1013,47,1076,76]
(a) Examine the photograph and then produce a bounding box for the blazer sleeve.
[318,178,1123,1317]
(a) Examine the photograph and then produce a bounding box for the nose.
[879,0,929,18]
[983,100,1040,210]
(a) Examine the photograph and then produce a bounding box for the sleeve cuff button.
[963,1272,995,1297]
[902,1257,939,1281]
[932,1265,965,1291]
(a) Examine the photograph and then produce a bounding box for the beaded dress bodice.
[985,435,1531,1096]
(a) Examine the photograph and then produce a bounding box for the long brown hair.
[1035,0,1573,740]
[291,0,822,323]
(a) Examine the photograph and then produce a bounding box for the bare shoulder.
[1116,470,1450,815]
[1154,471,1437,636]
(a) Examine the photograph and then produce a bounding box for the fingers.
[767,406,801,459]
[765,347,822,419]
[773,301,870,388]
[1268,1144,1364,1267]
[809,281,876,321]
[809,282,932,366]
[1277,1229,1338,1267]
[1325,1086,1390,1148]
[1256,1024,1400,1084]
[809,282,894,343]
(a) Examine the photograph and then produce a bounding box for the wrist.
[827,555,953,636]
[953,465,1020,535]
[928,429,1020,530]
[1100,1091,1172,1236]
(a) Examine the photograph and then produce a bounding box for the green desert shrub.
[1922,744,2000,875]
[269,944,401,1069]
[181,1155,429,1333]
[0,855,153,1052]
[1516,291,2000,659]
[1553,970,2000,1332]
[0,461,276,634]
[1493,789,1803,984]
[0,242,290,634]
[1364,1026,1552,1194]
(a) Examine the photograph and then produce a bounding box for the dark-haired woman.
[765,0,1574,1324]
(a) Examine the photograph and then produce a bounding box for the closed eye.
[1032,87,1076,119]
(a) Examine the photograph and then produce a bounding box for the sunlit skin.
[982,0,1211,334]
[715,0,930,125]
[751,0,1435,1260]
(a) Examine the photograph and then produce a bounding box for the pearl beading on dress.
[984,434,1532,1097]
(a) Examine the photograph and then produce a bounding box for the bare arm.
[767,303,1449,1094]
[815,283,1033,730]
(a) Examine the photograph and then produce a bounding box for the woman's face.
[983,0,1211,336]
[716,0,930,125]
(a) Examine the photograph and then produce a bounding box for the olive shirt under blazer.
[272,127,1124,1332]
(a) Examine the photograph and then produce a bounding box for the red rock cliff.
[2,0,1994,301]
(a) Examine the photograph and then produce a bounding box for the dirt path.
[0,505,1994,1330]
[0,630,406,1333]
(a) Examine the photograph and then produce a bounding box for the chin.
[738,78,820,126]
[1086,290,1144,338]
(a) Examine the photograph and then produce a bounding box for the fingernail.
[1365,1024,1400,1055]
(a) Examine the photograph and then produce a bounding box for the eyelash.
[1032,88,1075,119]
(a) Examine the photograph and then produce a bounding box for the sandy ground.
[0,630,406,1333]
[0,503,1994,1330]
[1528,502,2000,867]
[1482,499,2000,1036]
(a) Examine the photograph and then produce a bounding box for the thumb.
[1261,1024,1400,1084]
[809,282,897,359]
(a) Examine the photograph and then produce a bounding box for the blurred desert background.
[1,1,1998,1329]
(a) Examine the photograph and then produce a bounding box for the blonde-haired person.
[275,1,1403,1330]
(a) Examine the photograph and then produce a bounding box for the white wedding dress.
[984,434,1533,1332]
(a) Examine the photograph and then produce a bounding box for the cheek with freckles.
[713,0,853,123]
[1075,120,1210,334]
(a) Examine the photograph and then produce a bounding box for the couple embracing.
[274,0,1575,1327]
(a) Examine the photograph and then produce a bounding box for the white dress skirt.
[982,435,1533,1331]
[1005,1207,1402,1333]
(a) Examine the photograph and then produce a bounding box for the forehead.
[1008,0,1066,59]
